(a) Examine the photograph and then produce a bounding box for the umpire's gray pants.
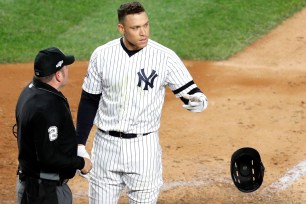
[16,177,72,204]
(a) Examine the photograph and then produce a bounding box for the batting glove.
[76,169,90,181]
[77,145,91,181]
[77,145,90,159]
[182,92,208,112]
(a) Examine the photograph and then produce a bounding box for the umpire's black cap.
[230,147,265,193]
[34,47,75,77]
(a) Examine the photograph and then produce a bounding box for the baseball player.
[76,2,208,203]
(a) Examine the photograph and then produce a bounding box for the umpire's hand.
[81,157,92,174]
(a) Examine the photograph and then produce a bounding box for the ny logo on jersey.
[137,69,158,90]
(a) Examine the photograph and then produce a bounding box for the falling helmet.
[230,147,265,193]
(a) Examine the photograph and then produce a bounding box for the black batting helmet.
[230,147,265,193]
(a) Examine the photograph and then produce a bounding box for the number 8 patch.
[48,126,58,141]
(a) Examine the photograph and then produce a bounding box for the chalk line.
[74,160,306,198]
[73,178,232,198]
[161,178,231,191]
[261,159,306,194]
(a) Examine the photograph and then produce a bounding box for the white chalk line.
[161,178,232,191]
[74,160,306,198]
[162,160,306,194]
[73,178,232,198]
[261,159,306,195]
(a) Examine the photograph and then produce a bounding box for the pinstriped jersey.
[82,38,197,134]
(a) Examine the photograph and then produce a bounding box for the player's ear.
[118,23,124,34]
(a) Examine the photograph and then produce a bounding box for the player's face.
[118,11,150,51]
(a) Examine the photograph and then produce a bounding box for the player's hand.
[182,92,208,112]
[77,144,90,159]
[81,157,92,174]
[77,145,91,179]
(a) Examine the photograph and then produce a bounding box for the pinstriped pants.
[89,130,163,204]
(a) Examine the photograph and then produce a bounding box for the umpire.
[15,47,92,204]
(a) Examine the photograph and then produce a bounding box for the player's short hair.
[117,2,145,23]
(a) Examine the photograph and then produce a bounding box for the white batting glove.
[76,169,90,181]
[182,92,208,112]
[77,145,90,159]
[77,145,91,181]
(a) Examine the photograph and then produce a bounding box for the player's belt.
[99,129,150,139]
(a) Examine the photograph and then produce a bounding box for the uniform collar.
[120,38,143,57]
[32,77,67,101]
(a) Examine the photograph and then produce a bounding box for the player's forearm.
[76,90,101,145]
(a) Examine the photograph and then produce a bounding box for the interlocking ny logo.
[137,69,158,90]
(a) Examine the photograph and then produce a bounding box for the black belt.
[19,173,68,186]
[99,129,150,139]
[37,178,68,186]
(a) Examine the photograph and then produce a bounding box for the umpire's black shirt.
[16,77,84,180]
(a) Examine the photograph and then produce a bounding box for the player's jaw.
[123,37,147,51]
[122,30,149,50]
[138,36,148,47]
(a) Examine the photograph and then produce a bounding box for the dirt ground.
[1,7,306,204]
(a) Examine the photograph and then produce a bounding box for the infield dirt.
[1,7,306,204]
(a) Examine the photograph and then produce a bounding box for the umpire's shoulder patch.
[48,126,58,141]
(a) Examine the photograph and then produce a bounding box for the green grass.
[0,0,305,63]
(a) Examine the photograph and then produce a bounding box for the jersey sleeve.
[165,52,198,97]
[76,90,101,145]
[82,48,103,94]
